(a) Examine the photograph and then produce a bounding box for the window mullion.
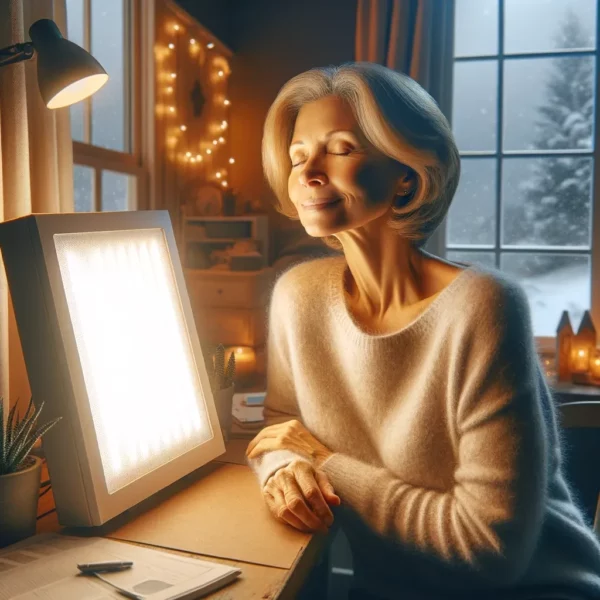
[94,168,102,213]
[494,0,505,269]
[84,0,92,145]
[590,3,600,334]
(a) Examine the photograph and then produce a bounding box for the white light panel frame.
[0,211,225,527]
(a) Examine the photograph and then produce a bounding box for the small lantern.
[224,346,256,380]
[589,348,600,384]
[571,310,596,384]
[555,311,574,382]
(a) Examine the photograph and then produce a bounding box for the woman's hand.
[246,419,334,468]
[263,459,341,533]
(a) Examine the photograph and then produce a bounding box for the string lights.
[157,20,235,190]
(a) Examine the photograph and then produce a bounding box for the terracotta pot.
[215,384,235,442]
[0,455,42,548]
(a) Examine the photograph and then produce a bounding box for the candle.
[590,349,600,382]
[571,346,590,373]
[225,346,256,379]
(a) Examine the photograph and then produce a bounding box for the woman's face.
[287,95,409,239]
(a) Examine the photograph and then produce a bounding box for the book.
[0,533,241,600]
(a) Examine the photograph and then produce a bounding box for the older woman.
[245,62,600,600]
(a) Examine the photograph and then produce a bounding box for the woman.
[245,62,600,600]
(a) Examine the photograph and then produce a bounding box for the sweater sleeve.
[247,275,310,486]
[320,278,548,586]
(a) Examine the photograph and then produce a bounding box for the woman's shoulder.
[273,256,344,305]
[272,255,344,299]
[444,262,533,334]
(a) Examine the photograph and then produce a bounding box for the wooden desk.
[36,439,325,599]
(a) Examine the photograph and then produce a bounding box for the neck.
[335,218,429,318]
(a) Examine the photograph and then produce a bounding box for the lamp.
[0,211,225,527]
[0,18,108,109]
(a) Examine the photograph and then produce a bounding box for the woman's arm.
[319,281,548,586]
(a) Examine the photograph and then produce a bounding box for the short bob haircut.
[262,62,460,249]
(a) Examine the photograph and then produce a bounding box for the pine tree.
[512,9,594,247]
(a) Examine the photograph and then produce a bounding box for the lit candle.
[590,349,600,382]
[571,346,590,374]
[225,346,256,379]
[229,158,235,164]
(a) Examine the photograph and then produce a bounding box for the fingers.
[314,470,341,506]
[264,488,311,532]
[280,470,328,533]
[295,464,334,527]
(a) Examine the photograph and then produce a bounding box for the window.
[448,0,599,341]
[66,0,146,212]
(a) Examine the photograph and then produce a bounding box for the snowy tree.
[509,9,594,248]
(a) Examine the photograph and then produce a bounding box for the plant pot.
[0,455,42,548]
[215,384,235,442]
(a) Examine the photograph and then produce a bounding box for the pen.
[77,560,134,573]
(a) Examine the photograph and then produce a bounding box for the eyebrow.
[289,129,358,149]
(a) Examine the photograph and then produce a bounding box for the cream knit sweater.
[248,256,600,600]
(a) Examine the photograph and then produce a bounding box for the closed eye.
[291,150,353,168]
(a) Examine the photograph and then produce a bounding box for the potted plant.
[209,344,236,442]
[0,398,61,548]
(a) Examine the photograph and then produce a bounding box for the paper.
[0,533,240,600]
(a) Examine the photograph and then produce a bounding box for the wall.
[178,0,358,263]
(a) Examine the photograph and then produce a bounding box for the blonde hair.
[262,62,460,249]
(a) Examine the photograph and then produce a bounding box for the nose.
[298,157,328,187]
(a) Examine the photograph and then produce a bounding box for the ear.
[395,167,417,197]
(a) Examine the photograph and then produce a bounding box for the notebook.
[0,533,241,600]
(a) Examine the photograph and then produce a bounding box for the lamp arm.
[0,42,34,68]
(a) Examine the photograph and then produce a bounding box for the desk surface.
[36,439,324,600]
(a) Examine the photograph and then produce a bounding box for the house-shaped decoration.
[571,310,597,384]
[556,311,574,382]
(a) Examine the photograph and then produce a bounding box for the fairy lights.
[158,20,234,189]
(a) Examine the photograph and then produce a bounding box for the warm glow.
[224,99,230,106]
[218,70,224,77]
[196,154,203,161]
[47,73,109,109]
[190,38,196,44]
[166,86,173,94]
[168,43,175,49]
[180,125,187,131]
[216,172,222,178]
[579,350,585,357]
[54,229,210,494]
[221,120,228,129]
[229,158,235,164]
[221,181,228,187]
[170,73,177,79]
[186,151,192,157]
[207,42,215,49]
[218,137,225,143]
[213,140,218,145]
[174,24,180,31]
[206,148,212,154]
[190,157,197,163]
[169,106,175,113]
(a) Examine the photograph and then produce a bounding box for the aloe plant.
[0,398,61,476]
[210,344,236,394]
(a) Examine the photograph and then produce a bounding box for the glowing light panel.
[54,228,211,494]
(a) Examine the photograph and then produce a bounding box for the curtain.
[355,0,455,256]
[0,0,74,407]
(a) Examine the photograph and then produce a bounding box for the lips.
[302,198,341,208]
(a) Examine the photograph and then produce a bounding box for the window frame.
[70,0,151,212]
[447,0,600,351]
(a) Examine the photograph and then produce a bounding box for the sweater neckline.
[328,257,477,343]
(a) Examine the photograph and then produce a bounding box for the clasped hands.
[246,419,341,534]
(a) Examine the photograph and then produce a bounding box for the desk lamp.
[0,211,226,526]
[0,18,108,108]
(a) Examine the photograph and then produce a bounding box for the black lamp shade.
[29,19,108,109]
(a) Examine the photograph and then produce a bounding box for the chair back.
[557,401,600,534]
